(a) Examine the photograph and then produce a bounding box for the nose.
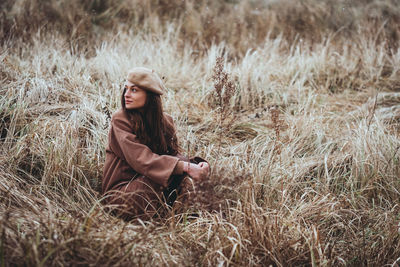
[125,89,132,97]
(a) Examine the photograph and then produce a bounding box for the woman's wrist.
[183,162,190,173]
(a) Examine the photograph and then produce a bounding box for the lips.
[125,99,133,104]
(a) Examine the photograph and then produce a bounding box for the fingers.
[200,164,209,179]
[188,162,210,180]
[188,165,202,181]
[198,162,209,169]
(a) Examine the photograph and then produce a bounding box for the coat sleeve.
[109,114,180,188]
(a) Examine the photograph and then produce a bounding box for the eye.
[131,88,137,92]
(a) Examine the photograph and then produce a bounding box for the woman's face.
[124,81,147,110]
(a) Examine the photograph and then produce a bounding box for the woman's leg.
[163,155,210,208]
[106,176,164,221]
[163,154,190,207]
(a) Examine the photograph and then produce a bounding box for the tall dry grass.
[1,0,400,266]
[2,0,399,54]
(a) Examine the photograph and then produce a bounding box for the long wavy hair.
[121,87,179,156]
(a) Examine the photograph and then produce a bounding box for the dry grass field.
[1,0,400,265]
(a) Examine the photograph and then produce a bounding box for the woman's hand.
[186,162,209,181]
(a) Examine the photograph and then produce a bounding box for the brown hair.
[121,87,179,156]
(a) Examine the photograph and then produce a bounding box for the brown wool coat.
[102,109,189,219]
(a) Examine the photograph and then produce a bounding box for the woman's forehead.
[124,80,136,87]
[124,81,144,91]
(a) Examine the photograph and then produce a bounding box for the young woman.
[102,67,210,220]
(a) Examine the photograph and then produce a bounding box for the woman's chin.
[125,104,136,109]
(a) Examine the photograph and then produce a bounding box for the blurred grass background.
[1,0,400,265]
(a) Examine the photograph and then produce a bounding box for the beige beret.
[126,67,165,95]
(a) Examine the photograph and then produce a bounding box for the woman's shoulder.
[110,109,133,130]
[111,109,128,121]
